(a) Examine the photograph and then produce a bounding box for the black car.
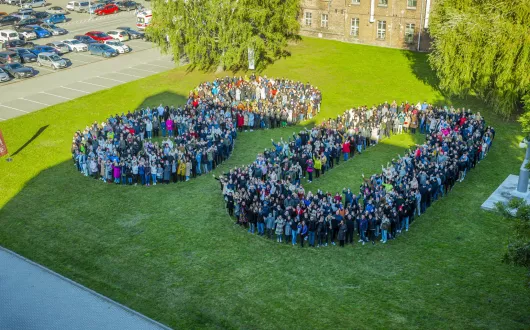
[33,11,49,20]
[73,35,98,45]
[15,18,41,28]
[0,15,19,27]
[116,26,144,39]
[116,1,139,11]
[12,47,37,63]
[0,50,21,64]
[0,63,35,78]
[1,39,35,51]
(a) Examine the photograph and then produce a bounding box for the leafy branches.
[429,0,530,118]
[147,0,301,72]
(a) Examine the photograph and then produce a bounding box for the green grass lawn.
[0,37,529,329]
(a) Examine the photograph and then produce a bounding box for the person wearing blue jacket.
[298,221,308,248]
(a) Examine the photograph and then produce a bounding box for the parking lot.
[0,1,181,121]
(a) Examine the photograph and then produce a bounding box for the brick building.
[299,0,434,51]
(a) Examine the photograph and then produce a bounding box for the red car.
[85,31,113,43]
[94,4,119,15]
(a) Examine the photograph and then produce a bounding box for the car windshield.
[80,2,89,5]
[10,63,22,69]
[108,41,121,46]
[49,54,61,61]
[56,43,66,47]
[69,40,80,44]
[8,32,17,37]
[18,49,30,54]
[48,24,57,28]
[94,33,107,37]
[101,45,112,50]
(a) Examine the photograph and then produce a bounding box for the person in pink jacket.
[166,118,173,137]
[112,161,121,184]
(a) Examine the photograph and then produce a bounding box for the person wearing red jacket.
[342,141,350,161]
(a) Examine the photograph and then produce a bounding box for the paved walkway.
[0,247,171,330]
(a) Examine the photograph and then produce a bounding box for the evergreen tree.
[147,0,301,71]
[429,0,530,117]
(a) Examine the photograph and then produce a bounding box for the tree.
[147,0,301,72]
[496,198,530,285]
[428,0,530,117]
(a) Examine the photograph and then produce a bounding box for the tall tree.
[429,0,530,117]
[147,0,301,72]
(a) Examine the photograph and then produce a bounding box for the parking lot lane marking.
[61,86,90,94]
[129,67,158,73]
[0,104,29,113]
[114,72,144,78]
[40,92,72,100]
[97,76,127,83]
[143,63,172,69]
[19,98,51,107]
[78,81,109,88]
[70,53,99,59]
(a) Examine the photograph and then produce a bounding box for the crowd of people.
[216,103,494,247]
[71,75,321,185]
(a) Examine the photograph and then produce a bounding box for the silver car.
[37,52,68,70]
[45,41,71,55]
[40,23,67,36]
[0,67,10,82]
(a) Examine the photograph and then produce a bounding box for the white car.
[62,39,88,52]
[46,6,67,15]
[103,40,130,54]
[106,30,130,42]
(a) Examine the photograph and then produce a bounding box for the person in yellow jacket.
[313,154,322,179]
[177,159,186,182]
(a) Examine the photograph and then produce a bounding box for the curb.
[0,245,173,330]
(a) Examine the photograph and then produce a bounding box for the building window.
[378,0,388,6]
[351,0,360,4]
[407,0,417,8]
[377,20,386,39]
[321,14,328,28]
[350,18,359,37]
[405,23,415,44]
[305,12,312,26]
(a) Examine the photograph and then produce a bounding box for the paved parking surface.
[0,246,171,330]
[0,4,180,122]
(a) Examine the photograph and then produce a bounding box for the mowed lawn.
[0,37,529,329]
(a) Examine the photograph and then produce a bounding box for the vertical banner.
[248,47,255,70]
[0,129,8,158]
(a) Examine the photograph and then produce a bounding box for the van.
[37,52,67,70]
[66,1,89,12]
[22,0,46,8]
[0,30,20,43]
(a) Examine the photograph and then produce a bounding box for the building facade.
[299,0,434,51]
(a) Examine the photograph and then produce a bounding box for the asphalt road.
[0,2,176,121]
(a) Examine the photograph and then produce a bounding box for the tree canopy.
[147,0,301,72]
[429,0,530,117]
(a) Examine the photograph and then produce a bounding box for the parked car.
[67,1,89,12]
[0,12,7,17]
[43,14,66,24]
[21,0,46,8]
[0,62,35,78]
[40,23,67,35]
[0,67,10,82]
[62,38,87,52]
[33,11,48,20]
[12,47,36,62]
[116,26,144,39]
[0,16,19,27]
[14,18,41,28]
[85,31,112,43]
[73,34,97,45]
[0,50,21,63]
[16,8,34,16]
[0,39,34,50]
[0,29,20,42]
[37,52,68,69]
[30,44,58,55]
[115,1,138,11]
[106,30,129,41]
[45,41,69,54]
[15,26,37,40]
[26,24,50,38]
[103,40,129,53]
[46,6,67,15]
[94,4,118,15]
[87,3,104,14]
[9,12,32,20]
[87,43,117,57]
